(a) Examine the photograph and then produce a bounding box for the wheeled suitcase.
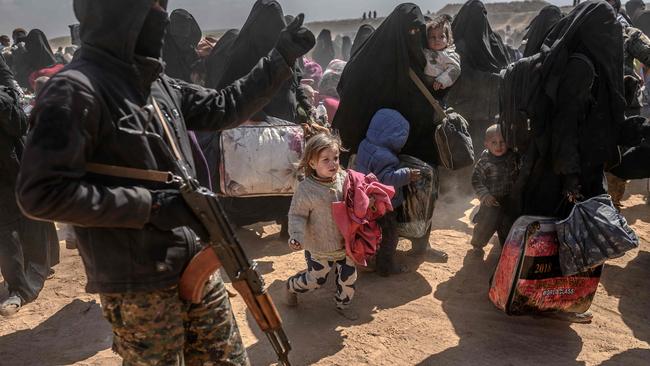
[489,216,602,315]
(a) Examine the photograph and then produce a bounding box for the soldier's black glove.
[149,190,209,240]
[275,14,315,66]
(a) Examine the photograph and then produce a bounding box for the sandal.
[0,294,22,317]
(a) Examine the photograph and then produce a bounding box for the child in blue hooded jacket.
[354,109,420,276]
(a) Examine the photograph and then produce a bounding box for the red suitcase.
[489,216,602,315]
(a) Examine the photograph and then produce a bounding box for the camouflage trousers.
[99,273,249,366]
[606,173,628,209]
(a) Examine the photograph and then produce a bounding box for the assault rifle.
[84,98,291,364]
[177,178,291,366]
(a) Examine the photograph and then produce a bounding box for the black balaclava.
[135,5,170,58]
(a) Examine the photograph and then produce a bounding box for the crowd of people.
[0,0,649,364]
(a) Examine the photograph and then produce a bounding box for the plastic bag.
[395,155,439,238]
[555,194,639,276]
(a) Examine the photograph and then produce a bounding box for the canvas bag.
[219,117,304,197]
[555,194,639,276]
[408,69,474,170]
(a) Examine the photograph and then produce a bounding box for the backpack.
[498,52,595,153]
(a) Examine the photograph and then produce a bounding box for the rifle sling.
[85,97,188,183]
[85,163,173,183]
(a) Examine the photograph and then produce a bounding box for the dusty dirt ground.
[1,181,648,366]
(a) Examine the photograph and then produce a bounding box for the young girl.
[424,15,461,91]
[285,133,358,320]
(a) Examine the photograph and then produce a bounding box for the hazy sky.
[0,0,571,38]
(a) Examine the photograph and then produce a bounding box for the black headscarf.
[635,9,650,35]
[512,0,625,217]
[333,3,438,163]
[0,54,15,89]
[24,29,57,73]
[204,29,239,89]
[540,0,624,129]
[312,29,335,69]
[522,5,563,57]
[350,24,375,57]
[452,0,511,72]
[162,9,202,82]
[341,36,352,61]
[217,0,300,122]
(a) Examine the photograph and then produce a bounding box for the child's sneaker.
[285,286,297,307]
[336,307,359,320]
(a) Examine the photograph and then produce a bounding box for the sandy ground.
[0,180,649,366]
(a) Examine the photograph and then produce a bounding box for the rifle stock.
[178,181,292,366]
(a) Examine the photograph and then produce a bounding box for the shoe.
[0,294,22,317]
[469,247,485,258]
[65,240,77,250]
[336,307,359,320]
[285,286,297,307]
[429,248,449,263]
[47,268,55,279]
[549,310,593,324]
[377,263,410,277]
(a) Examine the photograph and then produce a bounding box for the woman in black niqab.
[210,0,307,230]
[522,5,563,57]
[217,0,303,122]
[204,29,239,89]
[162,9,202,82]
[451,0,511,73]
[333,3,438,163]
[514,0,625,217]
[341,36,352,61]
[312,29,335,69]
[447,0,509,151]
[350,24,375,57]
[24,29,57,75]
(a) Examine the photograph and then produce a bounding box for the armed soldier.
[16,0,315,364]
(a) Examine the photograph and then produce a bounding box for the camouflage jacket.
[623,27,650,109]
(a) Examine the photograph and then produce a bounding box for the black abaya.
[350,24,375,58]
[522,5,564,57]
[312,29,335,69]
[162,9,202,82]
[205,29,239,89]
[332,3,437,164]
[514,1,625,217]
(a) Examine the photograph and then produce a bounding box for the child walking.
[424,15,461,92]
[355,109,419,276]
[286,133,358,320]
[471,124,519,253]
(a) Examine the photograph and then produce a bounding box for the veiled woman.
[162,9,202,82]
[209,0,310,231]
[521,5,564,57]
[312,29,335,69]
[333,3,447,258]
[350,24,375,57]
[446,0,511,149]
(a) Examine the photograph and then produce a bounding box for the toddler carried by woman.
[424,15,461,91]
